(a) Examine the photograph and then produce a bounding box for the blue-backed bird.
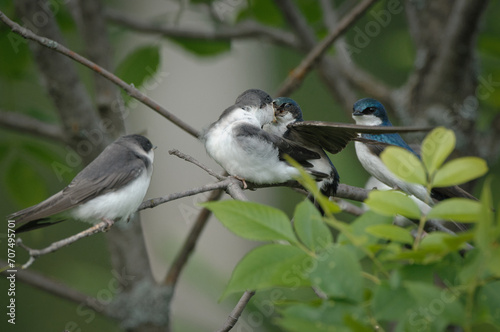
[351,97,476,203]
[203,89,431,191]
[8,135,155,232]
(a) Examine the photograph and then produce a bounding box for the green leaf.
[405,281,465,329]
[365,224,414,245]
[222,244,310,298]
[421,127,456,175]
[202,200,298,244]
[380,146,427,185]
[365,190,421,219]
[372,281,413,321]
[427,198,482,222]
[477,281,500,327]
[432,157,488,187]
[293,200,332,252]
[283,155,341,215]
[476,177,495,251]
[169,37,230,56]
[309,246,363,302]
[276,301,366,332]
[115,45,160,89]
[236,0,285,27]
[337,211,393,257]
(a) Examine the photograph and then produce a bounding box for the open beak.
[271,102,278,123]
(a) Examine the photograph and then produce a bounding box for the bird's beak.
[153,146,158,150]
[352,110,363,116]
[272,102,278,123]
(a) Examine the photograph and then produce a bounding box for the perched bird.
[352,98,476,203]
[203,89,324,186]
[263,97,339,197]
[8,135,155,232]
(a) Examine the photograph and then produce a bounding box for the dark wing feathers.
[8,142,146,226]
[234,124,321,168]
[289,121,432,155]
[432,186,478,201]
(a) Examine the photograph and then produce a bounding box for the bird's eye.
[363,107,376,114]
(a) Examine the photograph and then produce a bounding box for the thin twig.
[17,220,115,269]
[275,0,379,96]
[169,149,225,180]
[139,181,229,211]
[164,188,224,286]
[0,11,199,138]
[215,290,255,332]
[106,10,299,49]
[0,110,66,143]
[333,198,364,216]
[0,259,109,315]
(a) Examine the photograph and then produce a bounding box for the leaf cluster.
[204,128,498,331]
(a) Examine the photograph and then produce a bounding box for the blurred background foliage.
[0,0,499,331]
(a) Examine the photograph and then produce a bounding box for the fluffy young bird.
[8,134,155,232]
[203,89,323,186]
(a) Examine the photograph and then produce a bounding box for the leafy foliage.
[205,128,497,331]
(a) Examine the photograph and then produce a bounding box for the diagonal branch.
[0,259,109,315]
[17,220,116,269]
[216,290,255,332]
[164,188,224,287]
[275,0,379,97]
[0,110,66,143]
[106,10,299,49]
[0,10,200,139]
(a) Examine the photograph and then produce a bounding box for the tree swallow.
[263,97,339,197]
[8,134,155,232]
[352,98,476,203]
[203,89,324,186]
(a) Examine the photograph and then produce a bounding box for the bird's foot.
[233,175,248,189]
[101,218,114,232]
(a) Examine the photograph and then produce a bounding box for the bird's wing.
[8,143,148,227]
[431,186,478,201]
[234,124,321,169]
[60,144,147,206]
[289,121,432,155]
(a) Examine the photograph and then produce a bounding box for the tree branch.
[139,180,231,211]
[275,0,379,96]
[0,10,200,139]
[164,188,224,287]
[0,259,109,314]
[169,149,225,180]
[16,220,116,269]
[14,0,105,155]
[78,0,126,138]
[0,110,65,143]
[216,290,255,332]
[105,10,299,49]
